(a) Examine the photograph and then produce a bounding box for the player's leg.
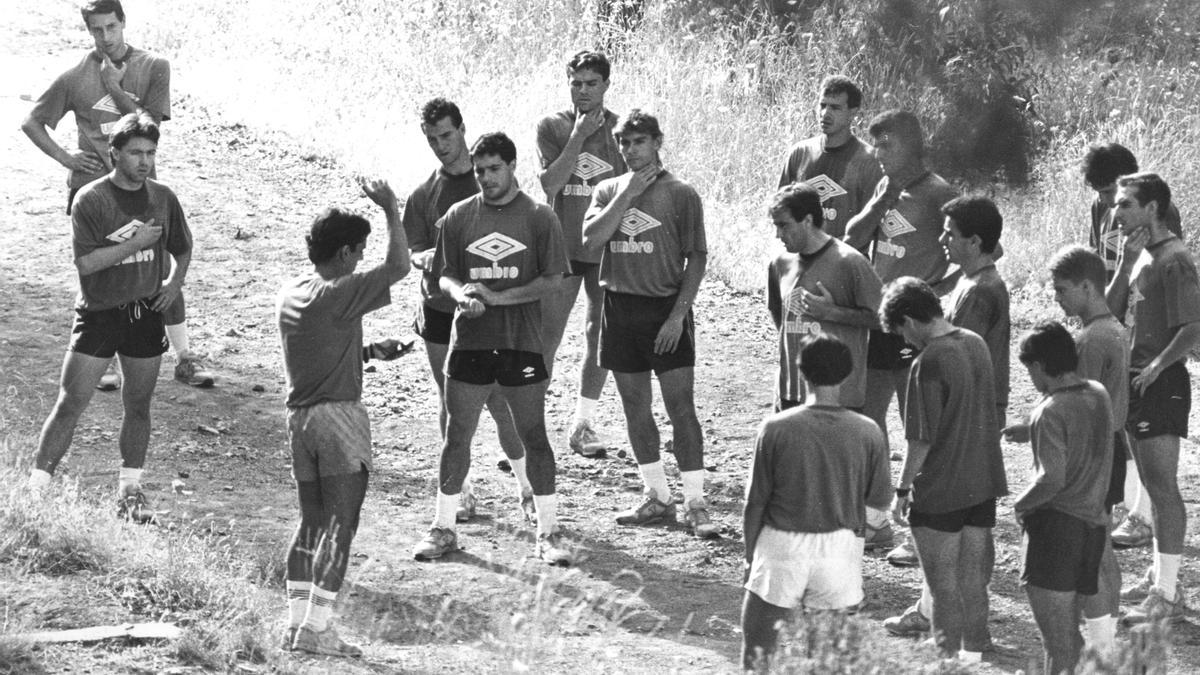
[32,351,110,479]
[862,368,895,439]
[424,338,450,435]
[164,294,215,388]
[659,365,716,538]
[1130,434,1185,610]
[612,370,676,524]
[286,479,322,648]
[569,264,610,457]
[540,274,583,375]
[741,591,790,671]
[1026,585,1082,675]
[957,524,994,656]
[910,525,965,657]
[113,352,162,521]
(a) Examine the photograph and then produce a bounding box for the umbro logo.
[466,233,527,262]
[107,222,138,243]
[93,91,139,116]
[619,208,661,237]
[806,174,848,202]
[573,152,613,181]
[881,210,916,239]
[785,288,805,315]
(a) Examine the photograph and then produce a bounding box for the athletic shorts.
[599,291,695,374]
[1105,431,1128,510]
[909,498,997,533]
[69,300,168,359]
[567,259,599,277]
[287,400,372,482]
[1127,361,1190,440]
[414,304,454,345]
[866,329,917,370]
[744,525,864,610]
[446,349,548,386]
[1021,508,1105,594]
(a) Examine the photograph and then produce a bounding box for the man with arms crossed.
[404,98,527,520]
[21,0,213,389]
[1011,322,1113,675]
[765,182,888,547]
[880,277,1007,662]
[277,180,411,657]
[742,335,892,670]
[1106,173,1200,624]
[777,76,883,239]
[537,50,627,457]
[27,113,190,523]
[582,109,716,538]
[412,133,572,565]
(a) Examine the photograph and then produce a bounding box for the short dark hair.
[82,0,124,23]
[109,112,159,151]
[868,109,923,158]
[770,183,824,230]
[941,195,1002,254]
[799,335,853,386]
[879,276,942,333]
[1018,321,1078,377]
[420,97,463,128]
[567,50,611,80]
[614,108,662,139]
[1082,142,1138,189]
[820,76,863,109]
[306,208,371,264]
[1119,172,1172,220]
[470,132,517,164]
[1048,245,1106,292]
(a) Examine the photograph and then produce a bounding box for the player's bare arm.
[655,251,706,355]
[359,178,411,282]
[798,281,879,328]
[539,108,605,198]
[892,438,931,524]
[1104,226,1148,318]
[440,275,485,318]
[843,176,899,251]
[462,273,564,307]
[20,115,106,174]
[581,165,659,251]
[150,249,190,312]
[1133,320,1200,394]
[75,217,160,275]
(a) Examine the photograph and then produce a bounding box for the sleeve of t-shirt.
[71,191,108,259]
[435,211,460,281]
[28,73,72,129]
[778,145,800,188]
[864,423,893,510]
[1162,257,1200,329]
[143,57,171,121]
[584,179,617,226]
[1030,409,1068,493]
[905,355,945,442]
[677,185,707,255]
[402,183,432,251]
[767,261,782,328]
[535,206,570,277]
[844,177,888,249]
[1075,334,1110,385]
[163,191,192,256]
[535,116,564,169]
[853,253,884,311]
[328,264,392,321]
[744,421,774,508]
[854,153,885,212]
[951,287,996,340]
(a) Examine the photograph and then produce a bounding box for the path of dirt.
[5,6,1200,673]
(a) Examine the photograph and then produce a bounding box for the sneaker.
[682,498,719,538]
[864,522,895,551]
[615,492,676,526]
[412,527,458,560]
[174,355,216,388]
[455,487,477,523]
[292,624,362,658]
[1121,568,1157,603]
[97,360,122,391]
[883,604,931,636]
[536,531,573,566]
[117,489,156,524]
[1121,587,1187,625]
[1111,514,1153,549]
[886,538,919,567]
[283,625,298,651]
[520,490,537,524]
[568,420,607,458]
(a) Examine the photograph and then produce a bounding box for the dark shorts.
[866,329,917,370]
[599,291,695,374]
[910,498,997,533]
[1105,431,1128,510]
[1021,508,1105,594]
[567,259,600,277]
[69,301,169,359]
[414,304,454,345]
[446,349,548,386]
[1127,361,1190,439]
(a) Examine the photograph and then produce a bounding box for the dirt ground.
[5,6,1200,674]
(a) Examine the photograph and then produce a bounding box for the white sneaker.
[682,498,719,538]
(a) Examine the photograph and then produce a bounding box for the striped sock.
[300,585,337,632]
[286,580,312,627]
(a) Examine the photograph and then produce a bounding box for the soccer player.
[765,182,888,547]
[1011,322,1113,675]
[741,335,892,670]
[276,179,411,657]
[21,0,213,389]
[581,109,716,538]
[880,277,1007,661]
[411,132,572,565]
[536,50,627,457]
[1036,245,1128,650]
[1106,173,1200,624]
[404,98,526,520]
[27,113,191,523]
[777,76,883,239]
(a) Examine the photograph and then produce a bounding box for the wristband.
[895,488,911,499]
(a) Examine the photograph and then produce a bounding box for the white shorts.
[287,400,372,481]
[744,525,864,610]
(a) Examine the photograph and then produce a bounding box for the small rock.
[364,364,377,373]
[172,479,187,493]
[197,425,221,435]
[225,327,242,337]
[177,471,190,479]
[222,485,234,492]
[251,384,265,392]
[616,449,627,459]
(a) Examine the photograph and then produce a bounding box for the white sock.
[917,584,932,618]
[286,580,312,627]
[1128,464,1153,522]
[680,470,705,506]
[637,461,671,504]
[165,323,189,358]
[1084,615,1116,650]
[957,650,982,663]
[301,585,336,632]
[509,456,532,495]
[533,493,557,536]
[29,469,52,490]
[118,467,144,496]
[1155,552,1182,600]
[866,506,890,528]
[434,490,458,529]
[574,397,599,424]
